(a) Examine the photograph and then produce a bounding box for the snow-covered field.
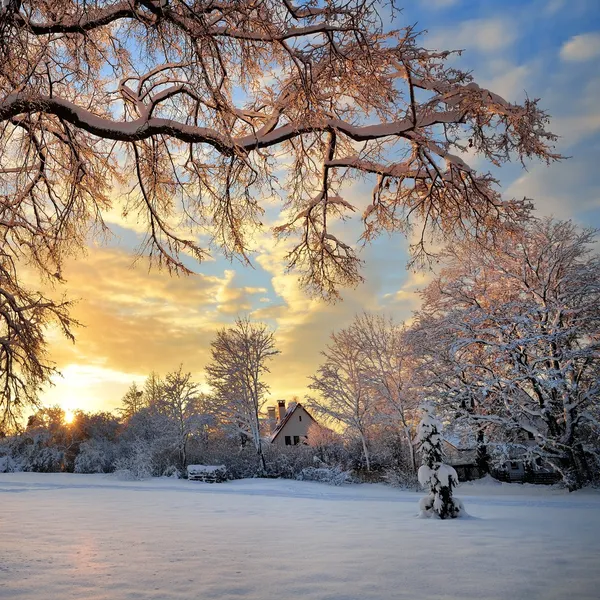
[1,474,599,600]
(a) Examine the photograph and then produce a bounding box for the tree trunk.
[181,439,187,470]
[556,447,584,491]
[360,432,371,471]
[404,426,417,474]
[476,429,490,475]
[257,445,267,476]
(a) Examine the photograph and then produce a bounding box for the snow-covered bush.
[306,422,349,466]
[113,439,155,480]
[74,439,117,474]
[195,434,263,479]
[417,405,464,519]
[382,467,419,489]
[263,444,315,479]
[297,466,352,486]
[0,435,22,472]
[22,443,65,473]
[162,464,182,479]
[0,454,20,472]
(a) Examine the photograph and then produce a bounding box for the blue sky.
[40,0,600,416]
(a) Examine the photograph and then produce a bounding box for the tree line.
[2,217,598,491]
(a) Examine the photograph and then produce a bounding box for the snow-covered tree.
[205,318,279,474]
[0,1,560,423]
[346,313,419,473]
[409,219,600,490]
[117,405,180,477]
[152,366,205,468]
[308,326,376,470]
[417,404,463,519]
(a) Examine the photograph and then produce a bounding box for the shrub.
[297,466,352,486]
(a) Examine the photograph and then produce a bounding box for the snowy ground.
[1,474,599,600]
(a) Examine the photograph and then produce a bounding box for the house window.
[299,415,302,422]
[510,462,520,470]
[293,436,300,445]
[285,436,292,445]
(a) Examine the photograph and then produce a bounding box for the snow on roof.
[187,465,226,473]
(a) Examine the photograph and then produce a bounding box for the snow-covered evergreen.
[417,405,464,519]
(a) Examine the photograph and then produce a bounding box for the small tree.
[153,366,204,468]
[417,404,463,519]
[119,382,146,421]
[205,318,279,474]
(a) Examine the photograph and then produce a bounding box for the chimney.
[277,399,286,421]
[267,406,277,433]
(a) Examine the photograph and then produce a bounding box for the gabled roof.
[270,402,318,443]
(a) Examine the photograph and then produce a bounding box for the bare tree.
[308,326,376,470]
[205,317,279,474]
[409,219,600,490]
[347,313,419,472]
[118,382,146,421]
[0,1,559,421]
[143,371,164,407]
[0,258,74,429]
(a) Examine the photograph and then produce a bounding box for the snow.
[187,464,226,473]
[1,473,600,600]
[418,463,433,486]
[436,463,459,487]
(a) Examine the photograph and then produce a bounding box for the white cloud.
[43,364,147,414]
[560,32,600,62]
[419,0,460,9]
[505,157,600,221]
[428,18,518,53]
[479,61,532,102]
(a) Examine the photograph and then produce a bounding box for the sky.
[39,0,600,416]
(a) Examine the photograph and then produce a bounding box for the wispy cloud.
[560,31,600,61]
[427,18,519,53]
[419,0,461,10]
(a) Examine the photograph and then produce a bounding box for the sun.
[64,410,75,424]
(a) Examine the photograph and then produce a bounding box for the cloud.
[419,0,460,9]
[42,365,147,414]
[478,60,533,103]
[545,72,600,146]
[248,229,412,400]
[560,32,600,62]
[427,18,518,53]
[505,153,600,222]
[33,246,271,413]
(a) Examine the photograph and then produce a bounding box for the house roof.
[443,440,478,466]
[270,402,318,443]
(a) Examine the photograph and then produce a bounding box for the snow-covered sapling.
[417,405,464,519]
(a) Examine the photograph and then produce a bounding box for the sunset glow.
[17,0,597,419]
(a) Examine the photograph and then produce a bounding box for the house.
[444,438,561,484]
[443,440,481,481]
[268,400,318,446]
